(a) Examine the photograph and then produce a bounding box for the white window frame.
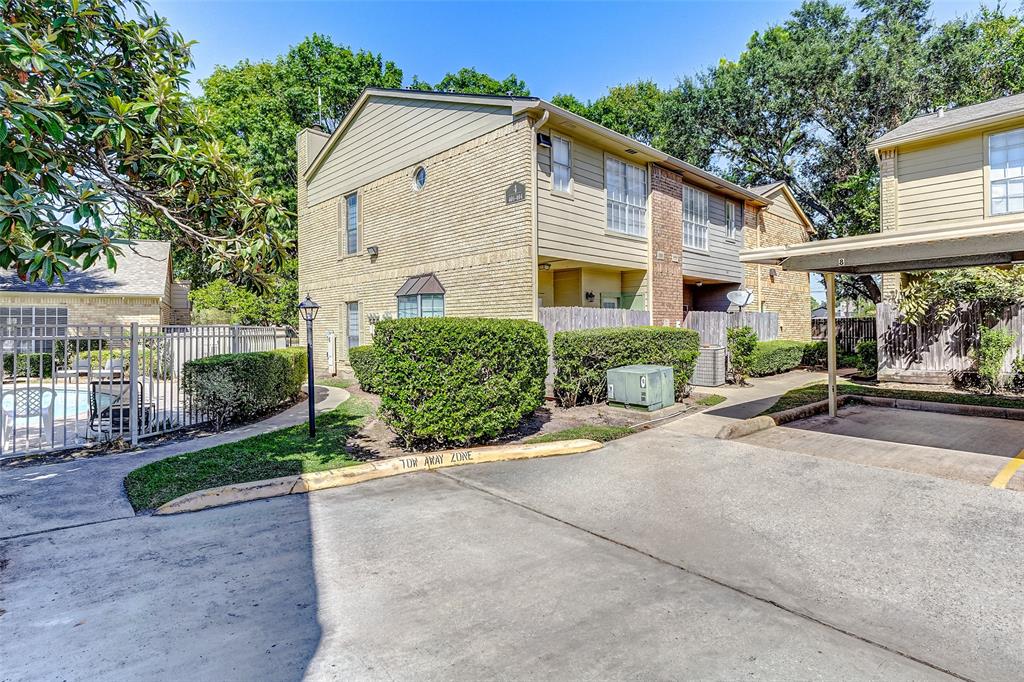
[343,192,359,255]
[552,135,573,195]
[605,156,648,237]
[346,301,360,350]
[683,186,710,251]
[397,293,445,319]
[726,200,742,240]
[989,128,1024,216]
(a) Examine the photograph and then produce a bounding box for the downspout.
[529,109,549,321]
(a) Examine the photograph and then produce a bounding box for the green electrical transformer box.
[606,365,675,411]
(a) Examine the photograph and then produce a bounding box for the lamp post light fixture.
[298,294,321,438]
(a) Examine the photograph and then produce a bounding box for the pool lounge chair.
[96,358,124,380]
[55,359,93,379]
[88,380,153,436]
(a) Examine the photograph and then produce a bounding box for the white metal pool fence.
[0,324,293,458]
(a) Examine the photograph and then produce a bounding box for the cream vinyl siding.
[681,186,742,283]
[306,95,512,207]
[896,134,985,229]
[536,129,647,270]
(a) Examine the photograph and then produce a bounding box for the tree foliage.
[0,0,290,288]
[410,67,529,96]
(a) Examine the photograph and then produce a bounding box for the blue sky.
[153,1,982,102]
[151,1,985,298]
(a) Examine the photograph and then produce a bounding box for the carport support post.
[824,272,838,418]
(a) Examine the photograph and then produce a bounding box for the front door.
[553,268,582,307]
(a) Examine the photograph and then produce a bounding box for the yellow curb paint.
[990,449,1024,490]
[155,439,603,515]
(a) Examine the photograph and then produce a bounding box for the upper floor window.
[990,129,1024,216]
[552,135,572,193]
[726,200,743,240]
[344,193,358,255]
[606,156,647,237]
[683,186,710,250]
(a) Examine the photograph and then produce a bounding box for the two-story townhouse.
[297,88,811,373]
[867,93,1024,299]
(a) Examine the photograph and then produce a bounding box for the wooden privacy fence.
[538,307,651,387]
[811,317,876,353]
[682,310,778,346]
[875,302,1024,383]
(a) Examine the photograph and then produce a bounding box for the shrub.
[974,326,1015,394]
[801,341,859,369]
[748,340,806,377]
[553,326,699,406]
[348,345,379,393]
[375,317,548,448]
[182,347,306,429]
[73,346,171,379]
[855,339,878,377]
[726,326,758,383]
[2,353,53,378]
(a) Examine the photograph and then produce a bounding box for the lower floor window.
[0,306,68,352]
[346,302,359,349]
[398,293,445,318]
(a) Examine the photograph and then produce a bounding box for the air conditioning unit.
[606,365,675,411]
[691,345,726,387]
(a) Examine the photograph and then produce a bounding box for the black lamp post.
[298,294,321,438]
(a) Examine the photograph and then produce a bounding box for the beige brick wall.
[744,197,812,342]
[879,149,900,301]
[297,118,535,373]
[0,294,165,327]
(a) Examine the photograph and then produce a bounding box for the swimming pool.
[1,388,91,429]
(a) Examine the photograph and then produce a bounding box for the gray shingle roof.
[870,93,1024,149]
[0,240,171,298]
[749,181,786,196]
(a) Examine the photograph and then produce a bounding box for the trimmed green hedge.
[2,353,53,378]
[374,317,548,448]
[801,340,859,370]
[748,340,806,377]
[553,326,699,406]
[182,347,306,430]
[856,339,878,377]
[348,345,379,394]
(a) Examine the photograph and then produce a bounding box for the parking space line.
[990,449,1024,489]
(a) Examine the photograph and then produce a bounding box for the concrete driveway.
[2,426,1021,680]
[740,403,1024,490]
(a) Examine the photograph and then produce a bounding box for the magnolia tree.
[0,0,290,288]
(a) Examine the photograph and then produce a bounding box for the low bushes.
[855,339,878,378]
[348,345,379,393]
[748,340,806,377]
[374,317,548,448]
[2,353,53,378]
[726,327,758,384]
[553,327,699,406]
[182,347,306,429]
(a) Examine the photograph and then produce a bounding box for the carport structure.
[741,219,1024,417]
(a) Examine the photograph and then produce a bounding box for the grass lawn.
[524,425,634,444]
[759,380,1024,416]
[316,377,353,390]
[695,394,727,407]
[125,398,373,511]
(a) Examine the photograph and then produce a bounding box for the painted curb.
[155,439,603,515]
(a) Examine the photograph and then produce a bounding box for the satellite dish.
[727,289,754,308]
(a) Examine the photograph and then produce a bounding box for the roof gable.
[752,182,814,234]
[868,93,1024,151]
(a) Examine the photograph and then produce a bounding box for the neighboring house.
[868,92,1024,299]
[0,240,191,350]
[297,88,812,372]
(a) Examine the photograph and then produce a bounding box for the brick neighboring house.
[0,240,191,346]
[297,88,812,373]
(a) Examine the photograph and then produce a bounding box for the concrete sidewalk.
[0,385,348,539]
[678,369,835,437]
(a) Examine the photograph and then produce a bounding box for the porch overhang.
[740,219,1024,274]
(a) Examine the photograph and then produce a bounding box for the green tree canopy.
[0,0,290,288]
[410,67,529,96]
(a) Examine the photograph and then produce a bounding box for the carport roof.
[739,218,1024,274]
